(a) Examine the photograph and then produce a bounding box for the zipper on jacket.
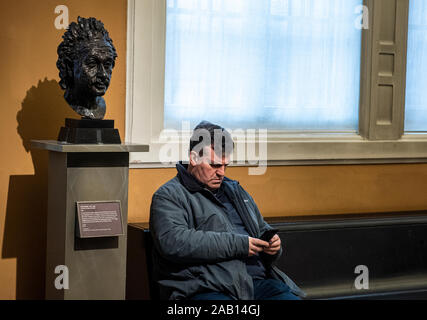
[224,182,259,237]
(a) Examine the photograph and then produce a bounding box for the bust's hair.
[57,16,118,90]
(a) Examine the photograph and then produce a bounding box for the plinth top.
[31,140,149,153]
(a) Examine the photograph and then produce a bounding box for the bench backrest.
[126,212,427,300]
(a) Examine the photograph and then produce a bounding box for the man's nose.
[216,166,225,176]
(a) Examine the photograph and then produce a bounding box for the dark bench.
[126,211,427,300]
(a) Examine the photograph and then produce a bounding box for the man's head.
[57,17,117,114]
[188,121,234,190]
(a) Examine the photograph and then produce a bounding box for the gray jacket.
[149,171,306,300]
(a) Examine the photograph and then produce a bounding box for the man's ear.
[189,151,200,166]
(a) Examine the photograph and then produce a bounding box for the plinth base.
[58,118,121,144]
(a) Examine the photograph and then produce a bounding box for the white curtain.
[164,0,362,131]
[406,0,427,132]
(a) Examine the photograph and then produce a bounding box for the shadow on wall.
[2,78,76,299]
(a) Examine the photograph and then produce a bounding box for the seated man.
[149,121,305,300]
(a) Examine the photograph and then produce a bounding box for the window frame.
[126,0,427,168]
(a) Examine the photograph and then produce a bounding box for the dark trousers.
[190,278,301,300]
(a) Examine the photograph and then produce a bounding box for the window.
[127,0,427,167]
[405,0,427,132]
[164,0,362,131]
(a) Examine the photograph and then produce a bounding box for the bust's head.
[57,17,117,119]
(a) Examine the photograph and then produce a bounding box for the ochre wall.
[1,0,427,300]
[0,0,127,300]
[129,164,427,222]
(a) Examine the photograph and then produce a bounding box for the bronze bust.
[57,17,117,120]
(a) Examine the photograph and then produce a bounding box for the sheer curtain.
[405,0,427,132]
[164,0,362,131]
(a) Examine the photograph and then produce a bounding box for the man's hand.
[263,234,281,256]
[248,237,270,256]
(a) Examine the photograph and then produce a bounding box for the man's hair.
[189,121,234,158]
[57,16,118,91]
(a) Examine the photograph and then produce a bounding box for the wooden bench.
[126,211,427,300]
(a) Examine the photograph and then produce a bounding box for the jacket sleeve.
[149,193,249,265]
[239,186,283,264]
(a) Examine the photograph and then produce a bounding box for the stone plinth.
[32,140,149,300]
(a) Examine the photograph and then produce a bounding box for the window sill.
[128,133,427,169]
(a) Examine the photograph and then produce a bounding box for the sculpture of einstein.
[57,16,118,120]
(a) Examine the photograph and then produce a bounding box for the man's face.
[190,147,230,190]
[73,41,115,98]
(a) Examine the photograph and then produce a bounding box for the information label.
[76,201,123,238]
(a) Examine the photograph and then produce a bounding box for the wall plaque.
[76,201,123,238]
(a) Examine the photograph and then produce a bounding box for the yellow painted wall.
[129,164,427,222]
[0,0,127,300]
[1,0,427,300]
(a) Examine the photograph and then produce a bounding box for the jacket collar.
[176,162,206,192]
[176,162,237,193]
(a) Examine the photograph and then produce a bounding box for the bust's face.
[72,40,115,98]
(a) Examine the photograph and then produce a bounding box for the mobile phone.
[260,229,279,242]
